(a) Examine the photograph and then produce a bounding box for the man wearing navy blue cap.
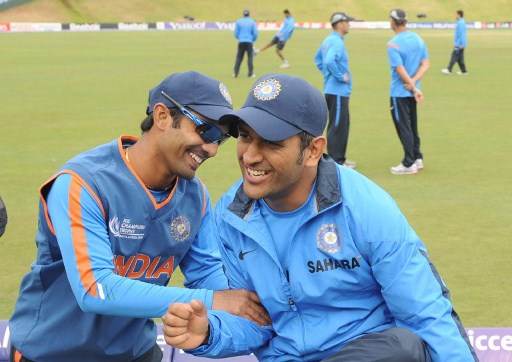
[8,71,269,362]
[162,74,476,361]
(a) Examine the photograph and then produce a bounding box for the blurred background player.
[8,71,269,362]
[442,10,468,75]
[387,9,430,175]
[254,9,294,68]
[0,196,7,238]
[233,9,258,78]
[315,11,357,169]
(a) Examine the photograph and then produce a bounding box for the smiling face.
[236,122,326,212]
[157,105,229,181]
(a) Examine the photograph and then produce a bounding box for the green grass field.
[1,28,511,328]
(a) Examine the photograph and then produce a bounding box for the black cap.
[331,12,355,25]
[243,9,249,16]
[390,8,407,22]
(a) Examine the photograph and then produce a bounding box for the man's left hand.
[212,289,271,326]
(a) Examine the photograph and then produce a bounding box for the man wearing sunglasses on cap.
[9,71,270,362]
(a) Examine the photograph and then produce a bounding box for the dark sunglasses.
[160,91,230,145]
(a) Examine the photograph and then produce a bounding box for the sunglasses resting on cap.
[161,91,231,145]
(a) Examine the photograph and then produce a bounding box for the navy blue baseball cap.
[146,71,233,121]
[219,74,328,141]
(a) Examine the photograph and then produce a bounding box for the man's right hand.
[162,300,209,350]
[212,289,271,326]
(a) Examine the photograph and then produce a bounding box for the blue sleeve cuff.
[203,289,214,309]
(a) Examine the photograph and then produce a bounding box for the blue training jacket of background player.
[234,15,258,43]
[187,157,476,361]
[455,17,467,48]
[387,30,429,97]
[314,31,352,96]
[9,136,228,362]
[276,15,294,41]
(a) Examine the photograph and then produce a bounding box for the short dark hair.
[297,131,315,164]
[283,9,290,15]
[140,108,184,133]
[457,10,464,18]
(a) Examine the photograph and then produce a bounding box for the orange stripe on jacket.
[39,171,107,236]
[14,349,22,362]
[69,177,98,298]
[387,43,400,49]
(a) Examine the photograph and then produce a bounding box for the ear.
[304,136,327,167]
[152,103,170,130]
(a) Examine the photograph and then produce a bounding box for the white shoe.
[441,69,452,75]
[249,74,256,78]
[279,61,290,69]
[343,160,357,169]
[415,159,424,170]
[390,163,418,175]
[456,71,468,76]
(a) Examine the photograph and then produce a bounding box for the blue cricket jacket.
[234,16,258,43]
[455,18,467,48]
[190,156,476,361]
[314,31,352,97]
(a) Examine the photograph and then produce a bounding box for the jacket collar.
[228,155,341,218]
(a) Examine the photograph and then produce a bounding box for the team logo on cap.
[253,78,281,101]
[219,83,232,105]
[170,215,191,242]
[316,224,341,254]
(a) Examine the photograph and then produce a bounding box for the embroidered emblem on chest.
[170,215,191,242]
[316,224,341,254]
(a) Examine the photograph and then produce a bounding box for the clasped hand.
[162,289,270,350]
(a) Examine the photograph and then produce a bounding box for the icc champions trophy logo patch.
[253,78,282,101]
[316,224,342,254]
[219,83,232,105]
[170,216,191,242]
